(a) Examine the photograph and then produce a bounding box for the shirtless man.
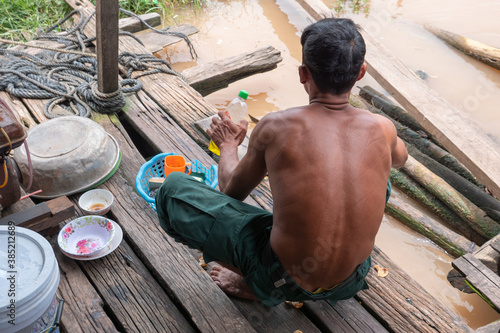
[156,17,408,307]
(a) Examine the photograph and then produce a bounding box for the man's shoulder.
[256,107,305,127]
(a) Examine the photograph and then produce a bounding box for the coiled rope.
[0,8,194,118]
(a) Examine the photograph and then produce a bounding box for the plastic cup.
[164,155,192,177]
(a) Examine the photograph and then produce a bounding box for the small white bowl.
[58,216,115,257]
[78,189,114,216]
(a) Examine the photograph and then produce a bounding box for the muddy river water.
[158,0,500,328]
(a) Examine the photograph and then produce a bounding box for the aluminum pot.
[13,116,121,199]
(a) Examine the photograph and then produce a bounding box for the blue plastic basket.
[135,153,218,211]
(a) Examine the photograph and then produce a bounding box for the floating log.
[184,45,283,96]
[403,155,500,239]
[407,144,500,223]
[386,190,477,258]
[425,25,500,71]
[359,85,428,135]
[390,168,487,245]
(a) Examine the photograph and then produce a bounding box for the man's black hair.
[301,18,366,95]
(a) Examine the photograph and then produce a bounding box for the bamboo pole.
[402,155,500,239]
[406,144,500,223]
[386,192,477,258]
[390,168,487,245]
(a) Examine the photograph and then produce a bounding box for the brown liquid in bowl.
[89,203,106,211]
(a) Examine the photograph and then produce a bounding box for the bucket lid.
[0,226,58,310]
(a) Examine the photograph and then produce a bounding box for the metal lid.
[13,116,121,199]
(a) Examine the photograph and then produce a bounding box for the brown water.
[159,0,500,328]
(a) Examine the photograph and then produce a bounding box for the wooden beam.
[55,249,120,333]
[0,196,75,235]
[0,202,51,226]
[295,0,500,199]
[184,45,283,96]
[96,0,119,93]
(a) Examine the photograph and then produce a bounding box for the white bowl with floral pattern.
[58,216,115,258]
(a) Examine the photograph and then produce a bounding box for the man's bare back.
[259,101,404,291]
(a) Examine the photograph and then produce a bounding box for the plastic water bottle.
[209,90,249,155]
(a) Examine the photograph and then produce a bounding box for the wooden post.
[96,0,119,93]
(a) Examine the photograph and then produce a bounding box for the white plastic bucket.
[0,226,62,333]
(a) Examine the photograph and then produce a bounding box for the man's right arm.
[392,136,408,168]
[378,115,408,169]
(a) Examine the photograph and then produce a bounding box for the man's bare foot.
[210,265,259,301]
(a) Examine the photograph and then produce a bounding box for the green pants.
[155,172,391,307]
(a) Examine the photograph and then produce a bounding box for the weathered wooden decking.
[0,1,483,332]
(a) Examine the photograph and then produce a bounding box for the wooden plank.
[119,13,161,33]
[473,233,500,273]
[453,254,500,311]
[96,0,119,93]
[183,45,283,96]
[232,300,321,333]
[136,24,199,54]
[55,247,119,333]
[356,246,472,332]
[476,320,500,333]
[491,239,500,254]
[303,298,388,332]
[295,0,500,199]
[79,239,195,332]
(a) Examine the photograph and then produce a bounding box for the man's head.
[300,18,366,95]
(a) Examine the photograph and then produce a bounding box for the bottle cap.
[238,90,249,100]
